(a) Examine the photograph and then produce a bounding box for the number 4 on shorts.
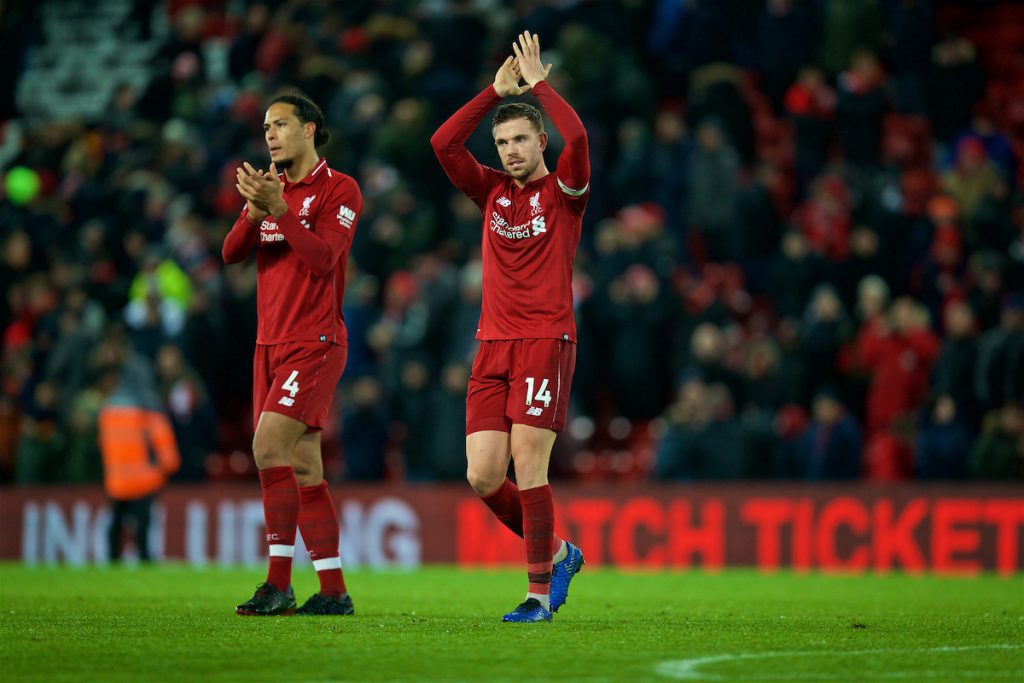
[282,370,300,397]
[525,376,552,408]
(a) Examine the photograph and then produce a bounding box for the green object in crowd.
[4,166,41,206]
[129,259,193,309]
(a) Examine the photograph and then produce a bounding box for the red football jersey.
[222,158,362,345]
[432,82,590,342]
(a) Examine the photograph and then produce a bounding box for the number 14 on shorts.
[525,376,552,408]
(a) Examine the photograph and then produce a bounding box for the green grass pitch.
[0,564,1020,682]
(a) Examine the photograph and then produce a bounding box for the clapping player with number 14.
[431,31,590,623]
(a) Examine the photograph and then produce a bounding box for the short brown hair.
[492,102,544,133]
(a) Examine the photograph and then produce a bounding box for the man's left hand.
[238,162,288,217]
[512,31,551,88]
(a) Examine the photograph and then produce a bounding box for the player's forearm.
[276,211,345,276]
[532,81,590,190]
[430,85,502,156]
[532,81,586,146]
[222,214,259,263]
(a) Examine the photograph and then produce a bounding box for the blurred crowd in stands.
[2,0,1022,485]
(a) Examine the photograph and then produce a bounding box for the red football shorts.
[252,342,347,432]
[466,338,576,435]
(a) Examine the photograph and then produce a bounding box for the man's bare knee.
[291,433,323,487]
[466,466,504,496]
[292,460,321,487]
[465,430,511,496]
[252,436,289,470]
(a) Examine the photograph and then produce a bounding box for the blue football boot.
[550,541,584,612]
[501,598,553,623]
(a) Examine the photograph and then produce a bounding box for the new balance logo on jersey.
[530,191,543,216]
[526,406,544,417]
[337,205,356,228]
[278,396,295,407]
[299,195,316,216]
[496,196,512,207]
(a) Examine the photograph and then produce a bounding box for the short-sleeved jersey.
[233,159,362,345]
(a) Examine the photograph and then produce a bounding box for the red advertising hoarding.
[1,483,1021,574]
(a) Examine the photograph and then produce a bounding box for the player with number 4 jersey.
[431,31,588,623]
[222,91,361,618]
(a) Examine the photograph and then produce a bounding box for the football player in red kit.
[431,31,588,622]
[223,92,361,616]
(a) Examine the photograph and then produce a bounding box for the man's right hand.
[493,56,530,97]
[237,163,269,223]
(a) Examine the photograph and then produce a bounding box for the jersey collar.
[513,171,550,192]
[283,158,328,187]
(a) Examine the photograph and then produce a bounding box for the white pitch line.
[654,644,1024,681]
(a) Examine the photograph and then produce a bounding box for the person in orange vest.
[98,363,181,562]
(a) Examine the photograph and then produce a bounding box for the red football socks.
[480,478,563,555]
[519,484,555,596]
[480,477,524,535]
[258,466,300,591]
[298,481,347,598]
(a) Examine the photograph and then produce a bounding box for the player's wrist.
[269,200,289,218]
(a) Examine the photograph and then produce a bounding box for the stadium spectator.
[601,264,675,420]
[885,0,934,113]
[686,119,741,262]
[680,322,744,408]
[792,173,852,262]
[833,226,894,309]
[608,108,691,230]
[3,0,1023,492]
[783,66,836,189]
[925,33,984,143]
[941,137,1006,247]
[339,376,389,481]
[861,297,940,436]
[427,363,473,481]
[818,0,882,78]
[97,338,180,562]
[798,283,851,395]
[768,230,824,319]
[757,0,818,111]
[931,299,981,427]
[796,387,862,480]
[915,393,972,480]
[155,343,214,482]
[974,294,1024,414]
[834,49,888,167]
[970,401,1024,480]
